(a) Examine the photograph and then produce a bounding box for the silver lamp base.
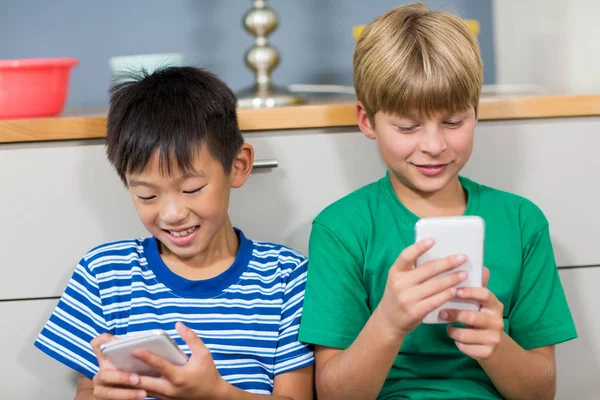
[237,0,303,109]
[237,84,304,109]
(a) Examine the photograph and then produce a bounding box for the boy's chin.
[163,243,204,260]
[405,173,457,195]
[155,232,203,257]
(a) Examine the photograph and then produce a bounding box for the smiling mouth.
[411,163,449,168]
[410,162,451,177]
[163,226,199,237]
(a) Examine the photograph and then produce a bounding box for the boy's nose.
[420,129,447,156]
[161,200,188,225]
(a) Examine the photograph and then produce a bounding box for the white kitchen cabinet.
[462,117,600,269]
[556,267,600,400]
[0,299,78,399]
[1,116,600,400]
[0,140,147,300]
[0,130,385,300]
[230,129,385,255]
[3,269,595,399]
[2,117,600,300]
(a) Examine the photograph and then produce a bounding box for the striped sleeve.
[34,257,106,379]
[273,255,314,375]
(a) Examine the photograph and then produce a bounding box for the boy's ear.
[231,143,254,188]
[356,101,377,140]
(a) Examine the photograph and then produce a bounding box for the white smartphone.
[414,216,485,324]
[100,330,187,376]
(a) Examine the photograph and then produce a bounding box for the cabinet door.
[556,267,600,399]
[230,130,385,255]
[0,299,78,399]
[0,141,147,300]
[463,117,600,267]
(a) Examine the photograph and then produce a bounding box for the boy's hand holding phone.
[90,322,227,400]
[376,238,469,337]
[91,334,148,400]
[133,322,227,400]
[440,267,506,361]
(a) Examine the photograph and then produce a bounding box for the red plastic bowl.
[0,58,79,119]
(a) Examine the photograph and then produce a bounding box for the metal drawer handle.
[252,159,278,169]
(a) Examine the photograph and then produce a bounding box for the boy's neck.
[390,174,467,219]
[159,217,240,280]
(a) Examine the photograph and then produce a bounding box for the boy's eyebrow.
[180,170,207,179]
[127,170,207,188]
[127,180,156,188]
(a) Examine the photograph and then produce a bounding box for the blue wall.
[0,0,495,109]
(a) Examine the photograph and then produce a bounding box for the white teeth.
[169,226,197,237]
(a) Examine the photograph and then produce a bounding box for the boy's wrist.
[213,376,236,400]
[477,331,509,367]
[371,306,407,347]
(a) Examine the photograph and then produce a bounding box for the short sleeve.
[508,225,577,349]
[298,221,371,349]
[273,255,314,375]
[34,258,107,379]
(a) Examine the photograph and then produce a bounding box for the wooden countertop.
[1,94,600,144]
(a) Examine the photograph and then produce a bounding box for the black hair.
[106,66,243,184]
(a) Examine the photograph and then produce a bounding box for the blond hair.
[353,3,483,121]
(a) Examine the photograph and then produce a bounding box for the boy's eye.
[136,195,156,201]
[444,120,464,128]
[395,125,418,133]
[183,186,205,195]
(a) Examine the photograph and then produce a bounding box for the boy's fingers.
[410,254,466,285]
[456,287,503,311]
[132,349,176,381]
[455,342,492,359]
[415,286,457,317]
[414,270,466,301]
[393,239,435,271]
[176,321,206,360]
[447,326,493,345]
[483,267,490,287]
[91,333,116,368]
[441,309,486,328]
[136,376,172,397]
[93,369,139,388]
[440,309,504,332]
[93,385,146,400]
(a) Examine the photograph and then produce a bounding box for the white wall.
[493,0,600,94]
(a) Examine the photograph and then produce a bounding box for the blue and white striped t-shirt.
[35,229,314,395]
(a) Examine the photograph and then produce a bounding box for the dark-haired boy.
[35,67,314,400]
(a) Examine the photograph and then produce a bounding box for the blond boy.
[298,4,576,399]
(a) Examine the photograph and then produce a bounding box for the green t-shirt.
[299,174,577,400]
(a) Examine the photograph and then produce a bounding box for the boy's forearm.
[221,389,292,399]
[479,333,556,400]
[74,389,95,400]
[316,308,405,400]
[216,383,293,400]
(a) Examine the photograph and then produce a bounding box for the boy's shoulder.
[464,176,546,220]
[462,176,549,239]
[314,179,383,228]
[79,237,149,271]
[249,239,307,273]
